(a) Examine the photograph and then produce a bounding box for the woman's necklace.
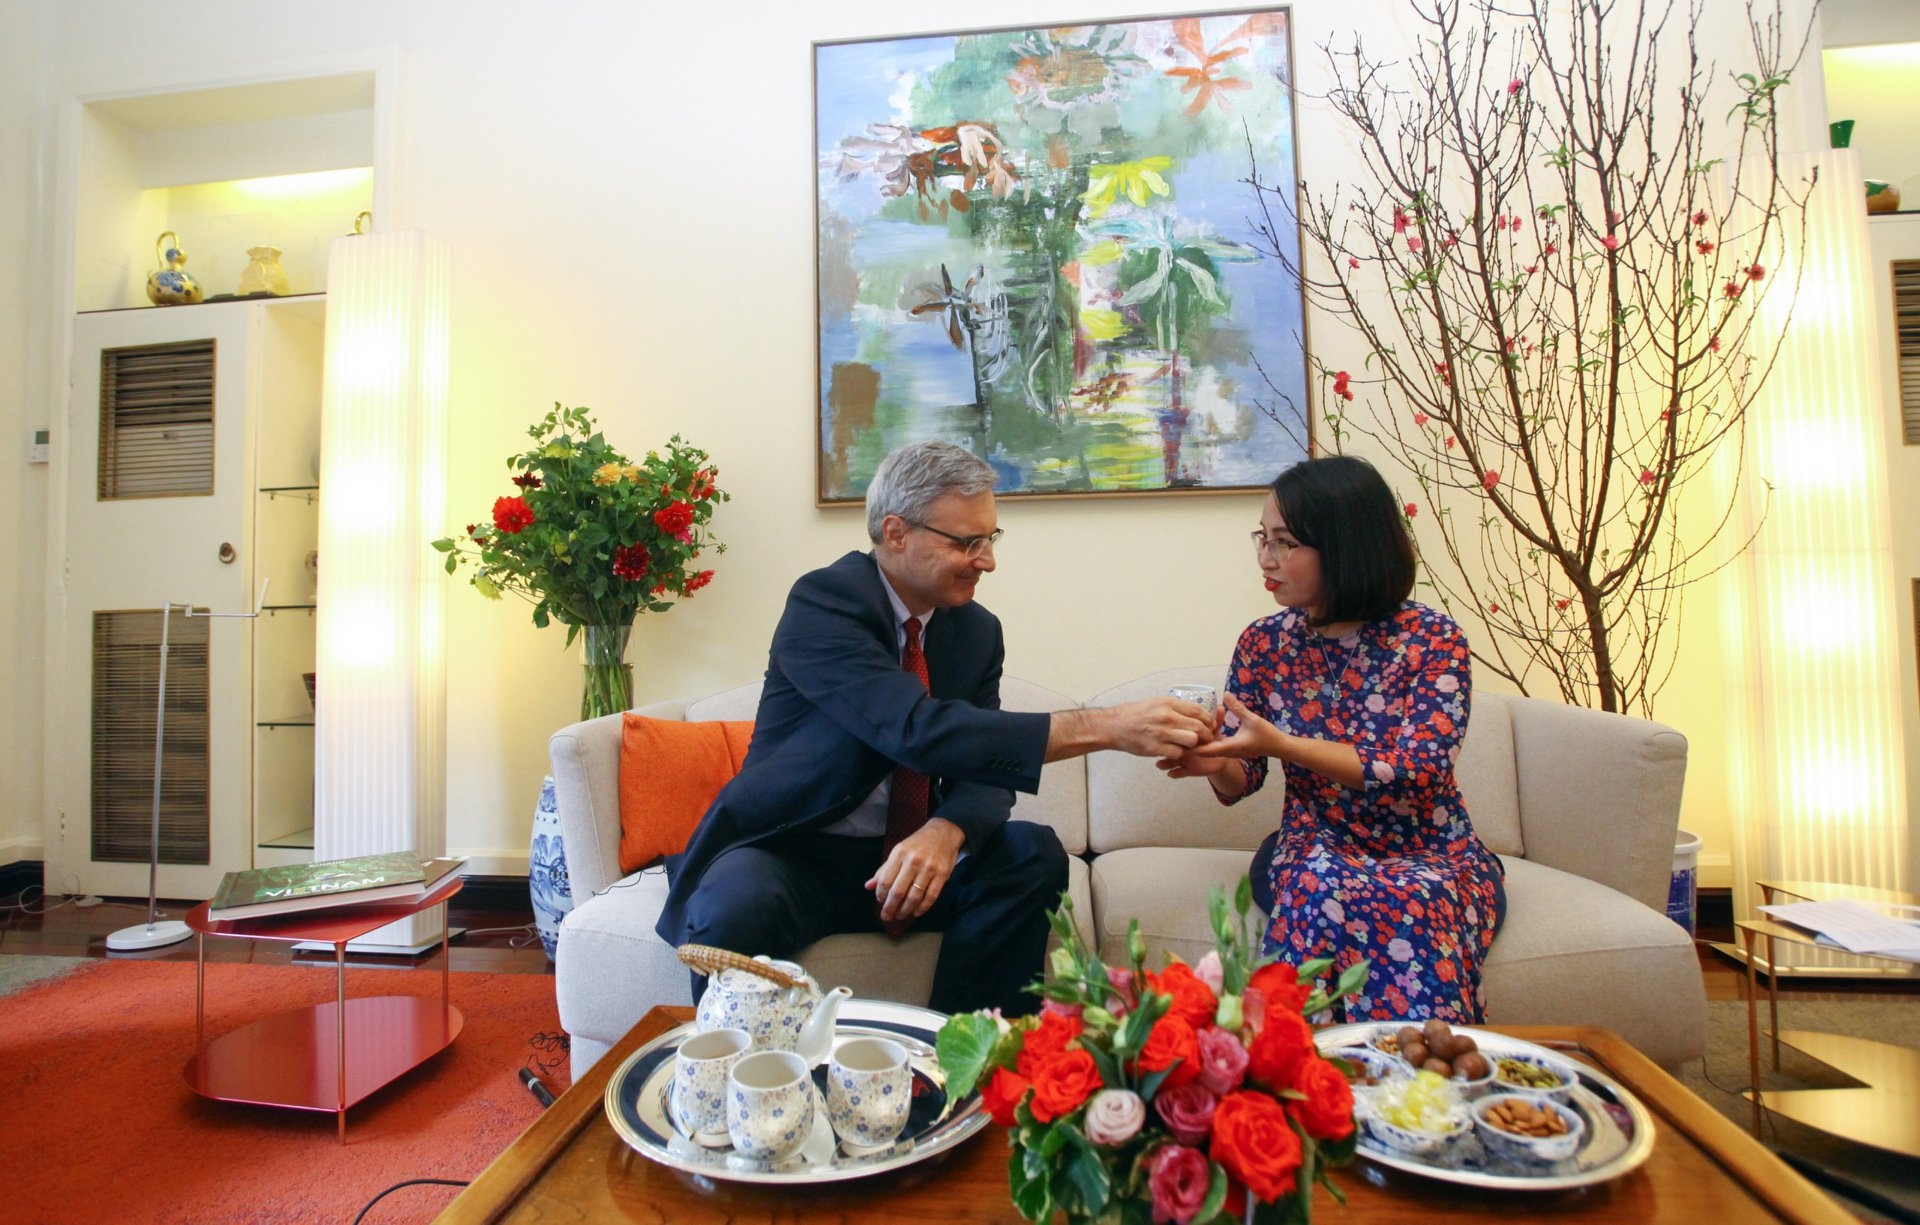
[1312,629,1362,700]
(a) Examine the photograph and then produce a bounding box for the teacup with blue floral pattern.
[825,1036,911,1150]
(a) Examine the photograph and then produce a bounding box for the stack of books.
[207,851,467,921]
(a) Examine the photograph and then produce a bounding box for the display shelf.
[257,826,315,850]
[257,720,314,728]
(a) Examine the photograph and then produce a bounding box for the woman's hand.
[1188,692,1287,760]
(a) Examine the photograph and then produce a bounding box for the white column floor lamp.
[106,585,265,951]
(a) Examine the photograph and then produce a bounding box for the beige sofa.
[551,667,1704,1078]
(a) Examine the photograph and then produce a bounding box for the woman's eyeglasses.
[1249,531,1301,561]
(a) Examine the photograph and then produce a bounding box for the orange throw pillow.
[618,715,754,875]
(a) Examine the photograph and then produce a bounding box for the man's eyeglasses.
[909,521,1005,560]
[1250,531,1301,561]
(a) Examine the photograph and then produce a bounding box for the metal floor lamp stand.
[107,586,265,952]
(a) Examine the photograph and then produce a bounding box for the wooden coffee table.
[436,1008,1852,1224]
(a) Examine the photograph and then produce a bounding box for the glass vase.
[580,623,634,719]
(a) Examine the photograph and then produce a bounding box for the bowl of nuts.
[1472,1092,1586,1165]
[1491,1052,1579,1101]
[1326,1046,1409,1091]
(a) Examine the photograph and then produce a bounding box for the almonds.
[1485,1097,1569,1137]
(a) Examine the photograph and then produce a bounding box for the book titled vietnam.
[207,852,466,921]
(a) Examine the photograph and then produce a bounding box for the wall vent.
[1897,260,1920,446]
[90,610,210,864]
[98,338,215,499]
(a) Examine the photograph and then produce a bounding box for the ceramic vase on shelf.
[580,623,634,720]
[237,246,289,296]
[145,231,204,305]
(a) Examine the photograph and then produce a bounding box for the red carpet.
[0,959,572,1225]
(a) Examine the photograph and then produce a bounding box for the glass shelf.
[260,604,316,614]
[257,826,316,850]
[257,720,314,728]
[259,485,318,503]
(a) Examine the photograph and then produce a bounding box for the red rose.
[1029,1049,1102,1123]
[684,568,714,594]
[1136,1014,1200,1091]
[1245,1008,1313,1091]
[653,501,694,535]
[1210,1091,1303,1204]
[611,543,649,581]
[491,495,534,535]
[979,1066,1030,1127]
[1015,1010,1083,1079]
[1150,962,1219,1030]
[1247,963,1311,1015]
[1288,1054,1356,1140]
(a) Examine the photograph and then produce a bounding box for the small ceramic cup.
[825,1036,912,1150]
[670,1026,751,1142]
[1168,684,1220,720]
[727,1049,815,1162]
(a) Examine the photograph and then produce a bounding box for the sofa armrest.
[548,712,631,901]
[1507,695,1688,913]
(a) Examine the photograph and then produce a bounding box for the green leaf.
[1008,1146,1053,1222]
[934,1012,1002,1099]
[430,538,454,552]
[1058,1125,1112,1215]
[1082,1039,1123,1092]
[473,575,501,600]
[1196,1160,1230,1223]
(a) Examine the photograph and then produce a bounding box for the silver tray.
[1316,1023,1657,1191]
[604,999,987,1184]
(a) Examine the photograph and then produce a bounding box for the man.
[656,440,1213,1016]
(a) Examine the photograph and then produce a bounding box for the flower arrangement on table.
[432,403,726,717]
[935,882,1368,1225]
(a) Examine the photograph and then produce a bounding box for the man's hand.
[1046,697,1215,762]
[865,817,967,923]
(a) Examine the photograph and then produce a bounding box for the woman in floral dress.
[1164,456,1506,1022]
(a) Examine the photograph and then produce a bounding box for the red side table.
[184,874,465,1142]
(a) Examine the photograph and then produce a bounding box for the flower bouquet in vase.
[935,881,1368,1225]
[433,404,726,719]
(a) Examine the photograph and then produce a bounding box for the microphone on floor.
[519,1067,557,1109]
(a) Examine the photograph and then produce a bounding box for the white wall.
[3,0,1846,887]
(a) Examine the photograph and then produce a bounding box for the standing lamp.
[106,587,266,951]
[1721,148,1909,971]
[309,228,453,954]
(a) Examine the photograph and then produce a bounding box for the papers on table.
[1757,899,1920,963]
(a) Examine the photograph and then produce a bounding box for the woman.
[1165,455,1505,1022]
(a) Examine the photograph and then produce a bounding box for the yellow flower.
[1082,158,1173,219]
[592,463,624,485]
[622,465,643,482]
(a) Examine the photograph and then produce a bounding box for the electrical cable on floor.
[350,1178,470,1224]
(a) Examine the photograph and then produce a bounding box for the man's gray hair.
[865,440,996,541]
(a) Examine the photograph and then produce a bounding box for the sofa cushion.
[1482,856,1705,1067]
[1089,846,1257,967]
[1085,666,1275,855]
[1454,690,1524,857]
[618,715,754,874]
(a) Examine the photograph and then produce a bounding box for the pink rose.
[1083,1088,1146,1145]
[1041,998,1083,1021]
[1193,951,1224,995]
[1194,1025,1250,1095]
[1107,966,1137,1016]
[1153,1081,1220,1145]
[1149,1143,1212,1225]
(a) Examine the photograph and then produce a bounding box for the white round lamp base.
[105,919,193,951]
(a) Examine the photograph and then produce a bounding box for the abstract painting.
[815,9,1308,502]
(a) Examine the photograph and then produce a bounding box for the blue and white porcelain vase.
[529,776,573,959]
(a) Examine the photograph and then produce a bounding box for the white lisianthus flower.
[1083,1088,1146,1146]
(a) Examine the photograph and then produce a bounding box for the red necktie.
[881,616,930,936]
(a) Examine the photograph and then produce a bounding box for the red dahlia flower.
[492,496,535,535]
[653,501,695,535]
[612,543,650,581]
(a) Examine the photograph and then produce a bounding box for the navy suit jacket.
[655,550,1052,942]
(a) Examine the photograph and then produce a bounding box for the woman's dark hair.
[1270,455,1416,625]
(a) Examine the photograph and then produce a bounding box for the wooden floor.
[0,886,555,975]
[4,892,1916,1001]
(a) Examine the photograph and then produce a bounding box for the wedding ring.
[909,883,926,892]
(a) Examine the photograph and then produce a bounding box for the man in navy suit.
[657,441,1213,1016]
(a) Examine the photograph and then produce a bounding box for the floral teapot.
[682,946,851,1065]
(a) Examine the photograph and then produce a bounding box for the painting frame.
[814,7,1312,505]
